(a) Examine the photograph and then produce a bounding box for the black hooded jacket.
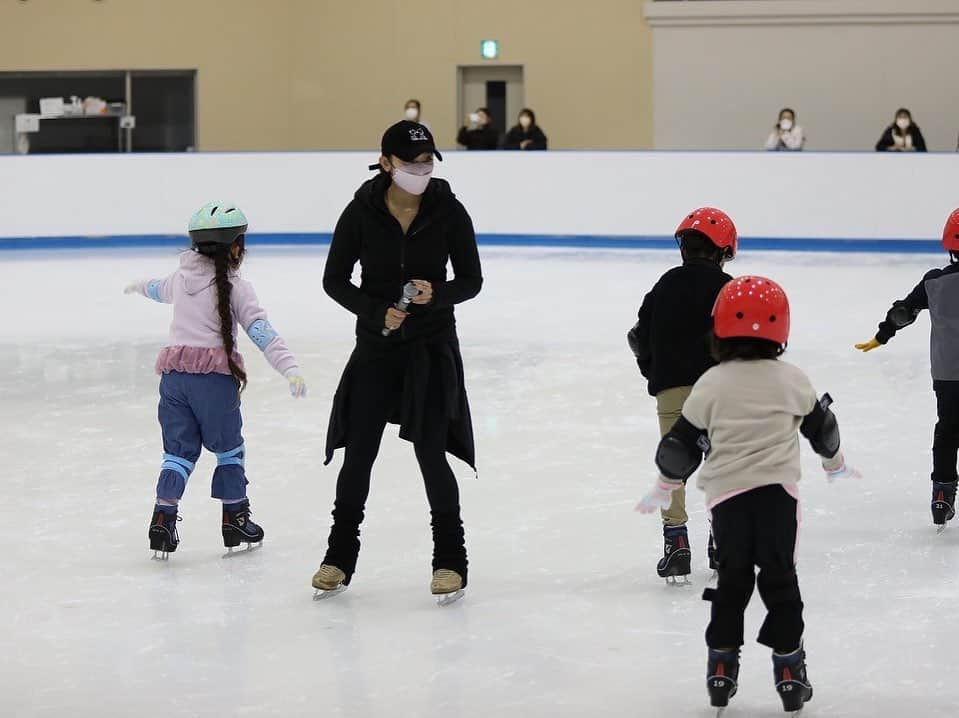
[323,173,483,345]
[628,259,732,396]
[875,123,927,152]
[323,173,483,469]
[503,124,548,150]
[457,125,500,150]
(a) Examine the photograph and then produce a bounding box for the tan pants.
[656,386,693,527]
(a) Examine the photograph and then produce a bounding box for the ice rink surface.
[2,246,957,717]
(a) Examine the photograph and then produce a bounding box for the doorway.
[457,65,524,146]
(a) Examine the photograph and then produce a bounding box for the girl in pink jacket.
[126,201,306,559]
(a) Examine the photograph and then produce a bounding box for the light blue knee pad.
[158,453,195,500]
[216,444,245,468]
[161,453,196,481]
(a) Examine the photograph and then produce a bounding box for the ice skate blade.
[664,575,691,586]
[222,541,262,559]
[434,589,465,606]
[313,585,347,601]
[151,550,170,561]
[937,524,947,535]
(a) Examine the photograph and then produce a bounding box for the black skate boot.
[707,648,740,713]
[773,646,813,714]
[657,525,692,585]
[931,481,957,532]
[149,507,180,560]
[222,500,264,555]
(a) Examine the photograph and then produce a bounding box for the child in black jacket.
[857,208,959,529]
[627,207,735,582]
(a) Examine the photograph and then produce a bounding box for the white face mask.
[405,107,419,121]
[896,117,910,130]
[779,118,793,130]
[391,162,433,195]
[519,116,532,129]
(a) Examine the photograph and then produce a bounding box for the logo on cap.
[409,128,428,142]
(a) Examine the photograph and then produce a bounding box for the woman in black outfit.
[503,108,548,151]
[457,107,500,150]
[876,108,927,152]
[312,120,483,602]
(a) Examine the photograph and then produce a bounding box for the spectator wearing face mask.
[764,108,805,151]
[457,107,499,151]
[403,99,430,130]
[876,108,927,152]
[503,108,548,151]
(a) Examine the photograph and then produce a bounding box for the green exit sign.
[481,39,499,60]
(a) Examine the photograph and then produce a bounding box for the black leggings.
[705,485,803,652]
[324,352,466,584]
[933,381,959,484]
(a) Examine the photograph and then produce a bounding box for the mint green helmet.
[188,201,249,254]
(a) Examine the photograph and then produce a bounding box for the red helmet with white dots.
[712,276,790,346]
[675,207,738,259]
[942,208,959,252]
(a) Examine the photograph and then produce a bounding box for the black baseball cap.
[369,120,443,170]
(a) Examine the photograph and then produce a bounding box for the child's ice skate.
[773,645,813,715]
[707,648,740,716]
[312,564,348,600]
[932,480,956,533]
[149,507,180,560]
[221,500,264,557]
[657,525,692,585]
[431,569,465,606]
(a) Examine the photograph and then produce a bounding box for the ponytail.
[211,240,248,392]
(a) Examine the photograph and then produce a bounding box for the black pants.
[705,484,803,652]
[933,381,959,483]
[324,352,466,585]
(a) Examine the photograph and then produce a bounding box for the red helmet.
[943,208,959,251]
[675,207,738,259]
[713,276,790,346]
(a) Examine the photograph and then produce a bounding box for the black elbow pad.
[627,323,641,357]
[802,394,841,459]
[887,301,919,330]
[656,418,709,481]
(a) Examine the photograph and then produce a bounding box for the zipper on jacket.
[398,217,431,341]
[400,226,407,340]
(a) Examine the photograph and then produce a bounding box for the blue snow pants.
[155,371,247,502]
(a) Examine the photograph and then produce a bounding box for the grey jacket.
[876,263,959,381]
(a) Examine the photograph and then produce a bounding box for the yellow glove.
[855,338,881,353]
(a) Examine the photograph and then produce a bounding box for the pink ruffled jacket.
[131,251,298,377]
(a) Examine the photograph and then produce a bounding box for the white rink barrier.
[0,151,957,250]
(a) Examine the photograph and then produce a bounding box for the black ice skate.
[657,525,692,585]
[149,508,180,560]
[707,648,740,716]
[222,500,264,556]
[773,646,813,715]
[932,481,957,533]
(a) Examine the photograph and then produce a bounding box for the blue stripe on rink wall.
[0,232,944,253]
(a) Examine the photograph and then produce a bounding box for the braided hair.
[208,238,247,391]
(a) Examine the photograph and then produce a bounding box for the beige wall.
[0,0,653,151]
[646,0,959,151]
